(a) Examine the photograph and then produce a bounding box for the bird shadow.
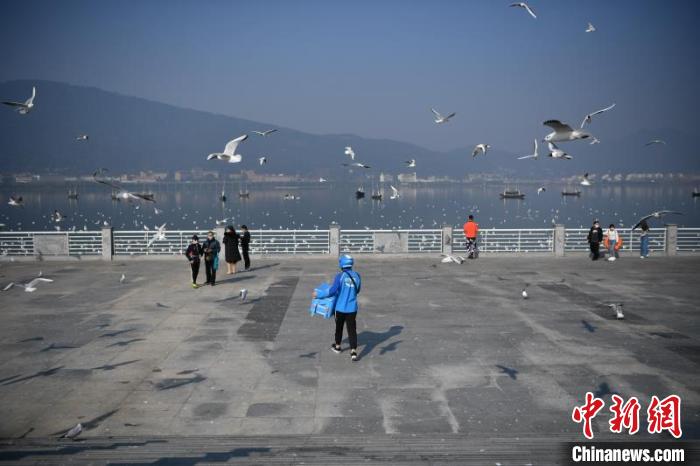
[594,382,620,399]
[39,343,78,353]
[18,336,44,343]
[106,338,145,348]
[99,329,134,338]
[298,351,317,359]
[2,366,63,386]
[581,320,597,333]
[352,325,404,360]
[90,359,141,372]
[155,302,170,308]
[495,364,519,380]
[215,275,256,285]
[246,263,279,272]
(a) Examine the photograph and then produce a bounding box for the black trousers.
[335,312,357,350]
[205,260,216,284]
[590,242,600,260]
[190,260,200,283]
[242,246,250,269]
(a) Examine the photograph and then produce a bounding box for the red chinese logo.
[572,392,605,439]
[609,394,641,435]
[647,394,682,438]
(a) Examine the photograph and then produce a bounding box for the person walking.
[202,230,221,286]
[222,225,241,274]
[240,225,251,270]
[639,220,650,259]
[463,215,479,259]
[603,223,622,261]
[587,220,603,261]
[185,234,203,288]
[314,255,362,362]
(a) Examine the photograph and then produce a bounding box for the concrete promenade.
[0,256,699,463]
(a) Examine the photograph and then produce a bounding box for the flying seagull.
[509,2,537,19]
[147,223,167,247]
[580,173,591,186]
[2,86,36,114]
[319,177,327,183]
[93,174,156,203]
[344,146,355,160]
[252,129,277,136]
[8,196,23,207]
[580,103,615,128]
[586,22,596,33]
[431,108,456,124]
[632,210,683,230]
[537,186,546,195]
[645,139,666,146]
[405,159,416,168]
[389,185,400,200]
[3,277,54,293]
[547,142,572,160]
[517,139,539,160]
[207,134,248,163]
[259,157,267,166]
[75,134,89,141]
[51,210,66,222]
[472,143,491,158]
[589,137,601,145]
[544,120,591,142]
[343,162,370,169]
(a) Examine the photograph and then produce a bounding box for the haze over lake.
[1,182,698,232]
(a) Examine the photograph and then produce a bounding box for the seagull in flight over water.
[632,211,683,230]
[580,103,615,128]
[580,173,591,186]
[93,173,156,203]
[517,139,539,160]
[2,86,36,114]
[645,139,666,146]
[344,146,355,160]
[390,185,400,199]
[472,144,490,158]
[207,135,248,163]
[431,108,456,124]
[343,162,370,169]
[586,22,596,33]
[547,142,572,160]
[405,159,416,168]
[543,120,591,142]
[252,129,277,136]
[509,2,537,19]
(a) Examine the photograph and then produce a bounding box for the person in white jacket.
[604,224,619,261]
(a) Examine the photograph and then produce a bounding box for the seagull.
[153,207,162,215]
[2,86,36,114]
[93,175,156,203]
[537,186,546,195]
[585,22,596,33]
[580,173,591,186]
[215,218,230,226]
[259,157,267,166]
[207,134,248,163]
[517,139,539,160]
[607,303,624,320]
[632,210,683,230]
[521,289,529,299]
[75,134,89,141]
[389,185,400,200]
[120,273,126,284]
[405,159,416,168]
[147,223,167,247]
[509,2,537,19]
[62,423,82,440]
[4,277,54,293]
[547,142,572,160]
[8,196,23,207]
[51,210,66,223]
[589,137,601,145]
[431,108,456,124]
[472,144,491,158]
[543,120,591,142]
[344,146,355,160]
[342,162,371,169]
[319,177,327,183]
[580,103,615,128]
[252,129,277,136]
[440,253,465,264]
[645,139,666,146]
[240,289,248,302]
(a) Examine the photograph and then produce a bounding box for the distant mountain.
[0,80,697,178]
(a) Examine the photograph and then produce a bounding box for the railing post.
[554,224,565,257]
[101,226,113,261]
[665,224,678,256]
[329,223,340,256]
[441,225,453,254]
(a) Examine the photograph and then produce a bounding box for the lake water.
[1,182,698,231]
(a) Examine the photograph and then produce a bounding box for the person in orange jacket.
[603,224,623,261]
[463,215,479,259]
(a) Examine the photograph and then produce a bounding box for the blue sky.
[1,0,699,152]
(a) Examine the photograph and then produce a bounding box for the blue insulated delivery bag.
[309,282,336,319]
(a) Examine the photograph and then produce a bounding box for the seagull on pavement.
[252,129,277,136]
[240,289,248,302]
[405,159,416,168]
[441,253,465,264]
[544,120,591,142]
[547,142,572,160]
[607,303,624,320]
[62,423,83,440]
[580,103,615,128]
[2,86,36,114]
[509,2,537,19]
[586,22,596,33]
[645,139,666,146]
[632,210,683,230]
[472,144,491,158]
[431,108,456,124]
[207,135,247,163]
[120,273,126,284]
[517,139,539,160]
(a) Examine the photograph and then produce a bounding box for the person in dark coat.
[223,225,241,274]
[240,225,251,270]
[185,234,203,288]
[202,230,221,286]
[587,220,603,261]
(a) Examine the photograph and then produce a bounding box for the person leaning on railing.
[463,215,479,259]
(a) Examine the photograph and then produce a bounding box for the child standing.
[604,224,621,261]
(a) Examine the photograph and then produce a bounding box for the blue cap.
[339,254,354,269]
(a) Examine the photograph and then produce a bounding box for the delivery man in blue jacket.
[314,255,362,361]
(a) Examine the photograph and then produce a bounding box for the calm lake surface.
[1,182,698,231]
